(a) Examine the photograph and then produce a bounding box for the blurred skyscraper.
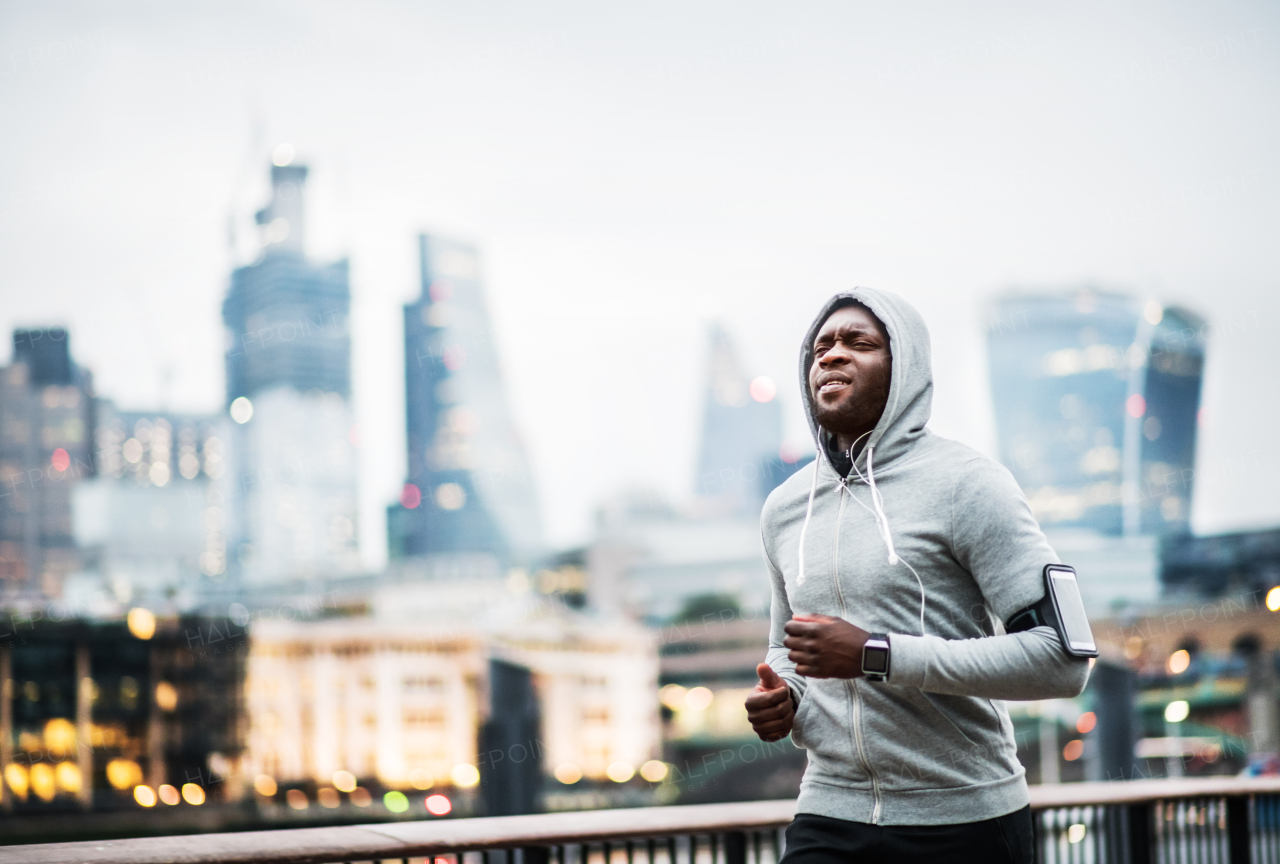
[387,234,541,564]
[986,290,1206,614]
[694,325,788,516]
[71,403,223,610]
[0,328,95,599]
[986,289,1205,537]
[219,160,360,589]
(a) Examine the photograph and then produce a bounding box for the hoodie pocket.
[790,690,816,749]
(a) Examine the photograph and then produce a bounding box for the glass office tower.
[987,289,1205,537]
[388,234,542,563]
[219,161,360,588]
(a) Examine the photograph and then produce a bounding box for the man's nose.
[820,344,852,366]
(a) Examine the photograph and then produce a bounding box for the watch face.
[863,647,888,674]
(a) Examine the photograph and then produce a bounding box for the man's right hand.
[745,663,796,742]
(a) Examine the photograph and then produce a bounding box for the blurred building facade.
[219,161,360,589]
[694,326,789,516]
[0,328,96,599]
[387,234,541,565]
[1161,528,1280,599]
[987,290,1206,612]
[244,618,484,797]
[243,598,658,812]
[987,289,1205,537]
[71,404,224,611]
[0,616,246,814]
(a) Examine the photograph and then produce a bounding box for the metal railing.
[4,777,1280,864]
[1029,777,1280,863]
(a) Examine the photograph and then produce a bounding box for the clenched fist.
[745,663,796,742]
[784,614,870,679]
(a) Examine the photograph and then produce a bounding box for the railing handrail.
[1027,776,1280,809]
[0,800,797,864]
[5,777,1280,864]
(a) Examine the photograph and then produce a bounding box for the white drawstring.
[850,443,928,636]
[793,435,929,636]
[796,429,869,587]
[863,445,897,565]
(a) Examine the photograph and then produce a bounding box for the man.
[745,290,1090,863]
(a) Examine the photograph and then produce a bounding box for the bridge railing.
[4,777,1280,864]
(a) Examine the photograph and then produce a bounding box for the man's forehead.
[817,303,886,336]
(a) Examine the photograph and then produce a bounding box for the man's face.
[808,304,893,444]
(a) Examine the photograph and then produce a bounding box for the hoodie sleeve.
[763,541,808,702]
[887,457,1091,700]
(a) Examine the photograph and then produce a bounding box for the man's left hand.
[784,614,870,679]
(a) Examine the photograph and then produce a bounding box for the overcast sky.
[2,0,1277,566]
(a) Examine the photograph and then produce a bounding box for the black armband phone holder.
[1005,564,1098,659]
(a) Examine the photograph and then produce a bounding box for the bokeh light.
[1266,587,1280,612]
[127,608,156,640]
[554,763,583,784]
[383,790,409,813]
[684,686,713,710]
[435,483,467,510]
[1165,700,1190,723]
[332,770,357,793]
[1062,739,1084,761]
[50,448,70,472]
[659,684,686,710]
[29,763,56,801]
[749,376,777,403]
[55,761,81,794]
[450,763,480,788]
[229,396,254,424]
[426,794,452,815]
[1076,712,1097,734]
[158,784,180,805]
[639,760,669,782]
[254,775,278,797]
[107,759,143,790]
[134,785,157,807]
[606,761,635,783]
[1167,649,1191,675]
[155,681,178,712]
[181,783,206,805]
[400,483,422,509]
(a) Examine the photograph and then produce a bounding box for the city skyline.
[2,2,1276,563]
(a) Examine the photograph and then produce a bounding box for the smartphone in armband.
[1005,565,1098,659]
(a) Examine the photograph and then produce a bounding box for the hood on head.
[799,288,934,473]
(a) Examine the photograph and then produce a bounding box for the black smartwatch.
[862,633,891,682]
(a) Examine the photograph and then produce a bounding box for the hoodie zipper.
[833,476,883,824]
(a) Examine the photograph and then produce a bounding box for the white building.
[244,583,660,795]
[245,617,483,790]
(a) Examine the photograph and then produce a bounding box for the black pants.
[780,807,1034,864]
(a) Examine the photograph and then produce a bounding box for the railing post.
[1227,796,1250,864]
[523,847,552,864]
[1127,802,1152,864]
[725,832,747,864]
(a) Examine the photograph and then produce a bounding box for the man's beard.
[812,380,891,445]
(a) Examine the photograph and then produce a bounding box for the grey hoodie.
[762,288,1090,827]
